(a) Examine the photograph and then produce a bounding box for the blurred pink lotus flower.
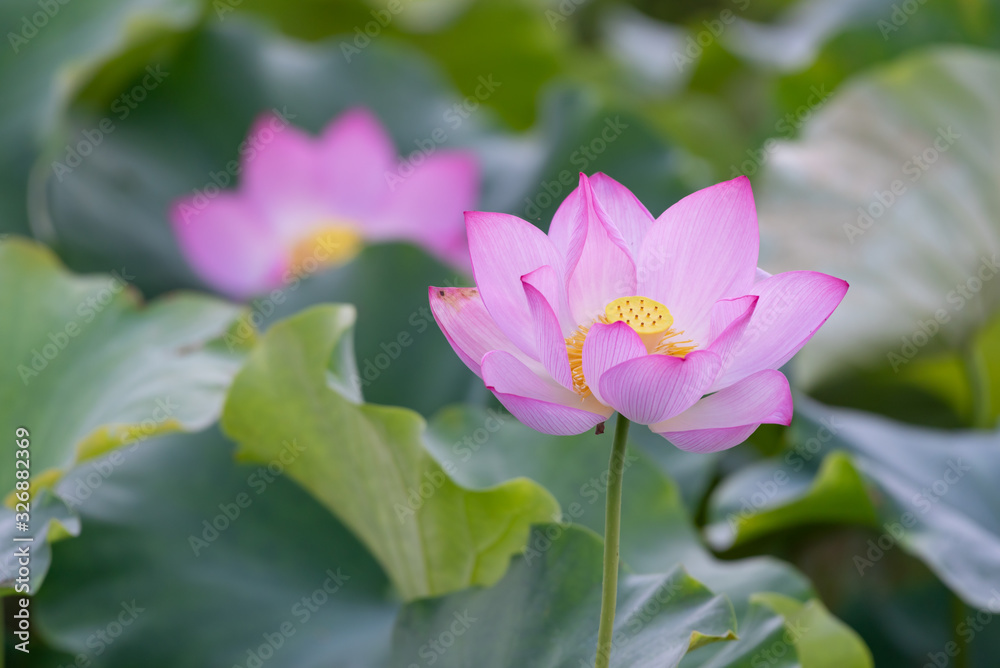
[171,108,479,299]
[430,174,848,452]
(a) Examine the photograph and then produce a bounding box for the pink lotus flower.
[171,108,479,299]
[430,174,848,452]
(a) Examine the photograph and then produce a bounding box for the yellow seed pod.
[604,296,673,333]
[604,296,676,351]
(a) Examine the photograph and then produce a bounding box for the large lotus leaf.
[387,525,737,667]
[29,428,399,667]
[427,407,873,667]
[221,304,559,601]
[755,47,1000,392]
[706,396,1000,611]
[808,305,1000,428]
[0,238,246,593]
[0,238,246,496]
[0,0,202,234]
[750,593,874,668]
[828,561,1000,667]
[628,425,721,513]
[704,451,879,551]
[0,490,79,594]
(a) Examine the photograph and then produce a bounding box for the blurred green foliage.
[2,0,999,666]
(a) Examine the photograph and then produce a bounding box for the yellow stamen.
[565,321,594,397]
[651,333,697,358]
[564,295,697,398]
[289,222,363,275]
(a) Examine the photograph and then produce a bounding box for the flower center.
[565,295,695,398]
[604,296,673,347]
[289,222,363,275]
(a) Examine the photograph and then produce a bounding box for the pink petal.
[708,295,758,342]
[652,369,793,453]
[598,350,721,425]
[467,211,563,356]
[428,287,527,377]
[653,369,793,431]
[522,264,573,331]
[637,176,759,345]
[562,174,637,324]
[491,393,610,436]
[656,425,759,454]
[319,107,397,222]
[705,295,758,393]
[170,193,281,300]
[373,151,479,272]
[481,350,608,435]
[481,350,575,403]
[581,321,646,405]
[714,270,849,388]
[240,113,330,239]
[546,178,585,262]
[589,172,654,259]
[522,267,573,389]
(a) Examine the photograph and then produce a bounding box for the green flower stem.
[952,594,969,668]
[595,413,630,668]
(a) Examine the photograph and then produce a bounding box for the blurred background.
[2,0,999,666]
